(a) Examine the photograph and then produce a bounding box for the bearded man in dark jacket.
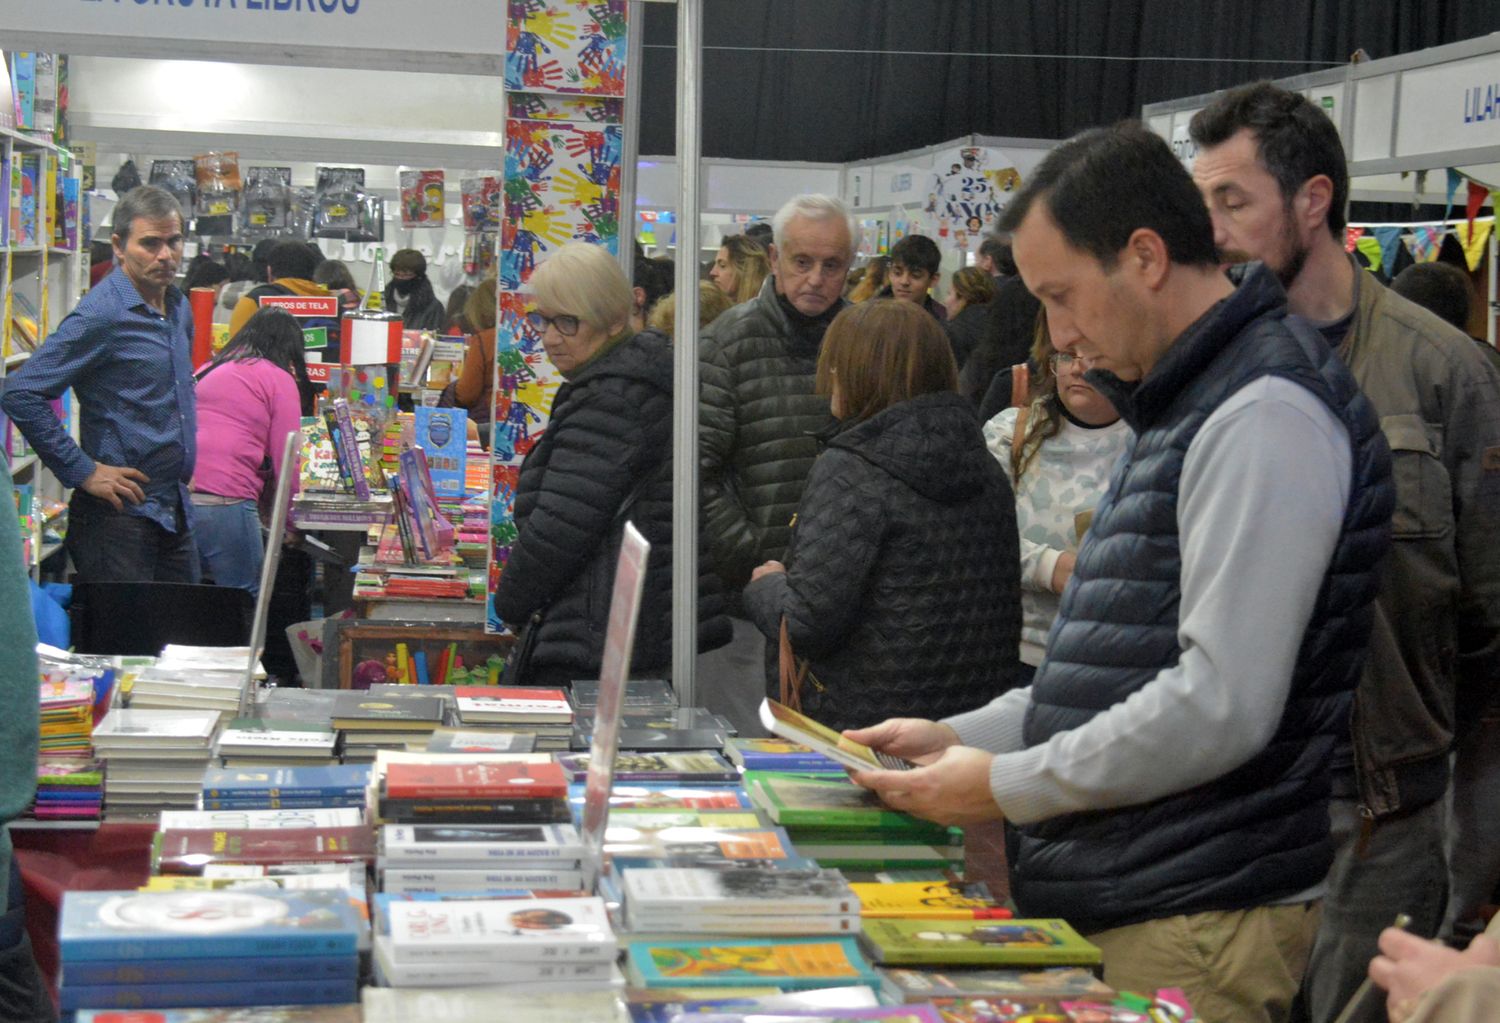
[696,194,855,735]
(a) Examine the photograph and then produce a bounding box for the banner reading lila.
[489,0,627,634]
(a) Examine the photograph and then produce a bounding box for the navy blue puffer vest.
[1011,263,1394,932]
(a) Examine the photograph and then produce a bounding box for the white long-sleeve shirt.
[946,376,1352,825]
[984,407,1132,666]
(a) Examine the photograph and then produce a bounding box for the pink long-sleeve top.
[192,357,301,503]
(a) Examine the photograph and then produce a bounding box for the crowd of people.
[1,77,1497,1023]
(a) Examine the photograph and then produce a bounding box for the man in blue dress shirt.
[2,185,199,584]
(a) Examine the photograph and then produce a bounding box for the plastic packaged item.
[314,166,365,239]
[460,176,500,233]
[241,166,292,233]
[399,168,444,229]
[148,159,196,219]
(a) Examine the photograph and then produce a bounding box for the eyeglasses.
[1048,352,1082,371]
[526,311,582,337]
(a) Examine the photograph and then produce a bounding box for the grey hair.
[771,194,855,255]
[112,185,185,242]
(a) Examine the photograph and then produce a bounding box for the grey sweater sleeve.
[977,377,1352,825]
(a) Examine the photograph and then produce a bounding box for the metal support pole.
[1489,226,1497,351]
[617,0,645,283]
[671,0,702,707]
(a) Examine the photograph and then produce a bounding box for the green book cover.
[744,772,946,831]
[859,918,1102,967]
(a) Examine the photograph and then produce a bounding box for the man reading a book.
[849,123,1395,1023]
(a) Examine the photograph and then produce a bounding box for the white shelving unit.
[0,122,83,578]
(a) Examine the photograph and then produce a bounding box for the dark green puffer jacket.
[699,277,844,590]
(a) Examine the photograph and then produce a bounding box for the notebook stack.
[452,686,574,751]
[332,690,447,761]
[374,895,620,989]
[151,807,376,877]
[201,763,372,810]
[619,866,863,938]
[58,888,362,1012]
[93,709,221,817]
[214,717,340,769]
[744,772,965,871]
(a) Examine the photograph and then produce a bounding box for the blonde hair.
[847,256,889,303]
[720,235,771,304]
[648,280,733,339]
[816,299,957,422]
[528,243,632,333]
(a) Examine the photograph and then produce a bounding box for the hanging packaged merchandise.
[355,195,386,243]
[289,186,318,240]
[193,150,241,236]
[463,231,497,277]
[148,160,196,220]
[242,166,292,233]
[460,176,500,233]
[314,166,366,239]
[399,168,445,229]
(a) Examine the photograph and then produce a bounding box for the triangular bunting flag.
[1373,226,1405,273]
[1467,180,1490,233]
[1456,219,1493,272]
[1355,235,1384,274]
[1344,226,1365,253]
[1410,225,1444,263]
[1445,168,1463,224]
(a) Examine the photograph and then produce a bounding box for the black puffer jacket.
[743,391,1022,732]
[944,301,990,373]
[700,277,843,589]
[494,331,729,681]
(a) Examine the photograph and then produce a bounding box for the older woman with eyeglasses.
[492,243,729,685]
[983,318,1132,686]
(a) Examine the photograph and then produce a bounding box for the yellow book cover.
[851,880,1012,920]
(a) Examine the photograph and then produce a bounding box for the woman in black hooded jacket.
[743,299,1021,732]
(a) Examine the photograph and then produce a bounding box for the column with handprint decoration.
[488,1,628,633]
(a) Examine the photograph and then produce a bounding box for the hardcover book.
[92,709,220,748]
[202,764,372,800]
[331,693,445,731]
[59,889,362,961]
[153,826,375,874]
[384,760,567,800]
[557,751,739,784]
[454,686,572,723]
[384,895,615,962]
[622,867,858,916]
[625,937,880,990]
[216,718,337,756]
[859,919,1102,968]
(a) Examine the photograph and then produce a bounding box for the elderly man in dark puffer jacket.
[697,194,856,735]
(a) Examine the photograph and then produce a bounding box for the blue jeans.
[193,499,264,596]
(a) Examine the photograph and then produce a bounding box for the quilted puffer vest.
[1011,263,1394,932]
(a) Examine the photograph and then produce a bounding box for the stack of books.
[57,888,363,1012]
[151,807,376,876]
[377,821,587,894]
[453,686,574,751]
[93,709,221,816]
[623,935,881,991]
[201,763,372,811]
[569,677,678,718]
[570,707,732,753]
[38,675,96,758]
[332,690,447,761]
[374,895,619,990]
[214,716,339,768]
[32,759,103,820]
[619,866,862,938]
[374,759,572,825]
[127,667,246,718]
[744,772,965,871]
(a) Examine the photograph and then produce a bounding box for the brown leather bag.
[778,616,811,713]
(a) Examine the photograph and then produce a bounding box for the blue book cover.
[63,953,356,986]
[625,935,880,989]
[202,764,371,800]
[59,889,362,962]
[60,976,358,1011]
[412,406,467,499]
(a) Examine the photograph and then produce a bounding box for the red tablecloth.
[12,822,158,999]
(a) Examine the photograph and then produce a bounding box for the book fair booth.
[0,2,1497,1019]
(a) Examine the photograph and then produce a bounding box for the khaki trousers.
[1086,902,1322,1023]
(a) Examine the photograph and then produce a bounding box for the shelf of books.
[1,93,82,580]
[14,644,1203,1021]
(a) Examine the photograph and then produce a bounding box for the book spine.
[383,782,567,800]
[59,932,356,963]
[379,868,585,892]
[203,798,366,810]
[379,843,583,864]
[60,977,358,1010]
[333,399,371,501]
[202,787,367,800]
[62,953,356,985]
[386,937,615,963]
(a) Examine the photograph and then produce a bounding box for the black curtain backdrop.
[638,1,1500,163]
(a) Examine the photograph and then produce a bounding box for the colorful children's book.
[849,881,1011,920]
[58,889,362,961]
[858,918,1102,968]
[625,937,881,990]
[413,406,467,498]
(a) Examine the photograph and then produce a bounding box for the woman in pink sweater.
[191,307,308,595]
